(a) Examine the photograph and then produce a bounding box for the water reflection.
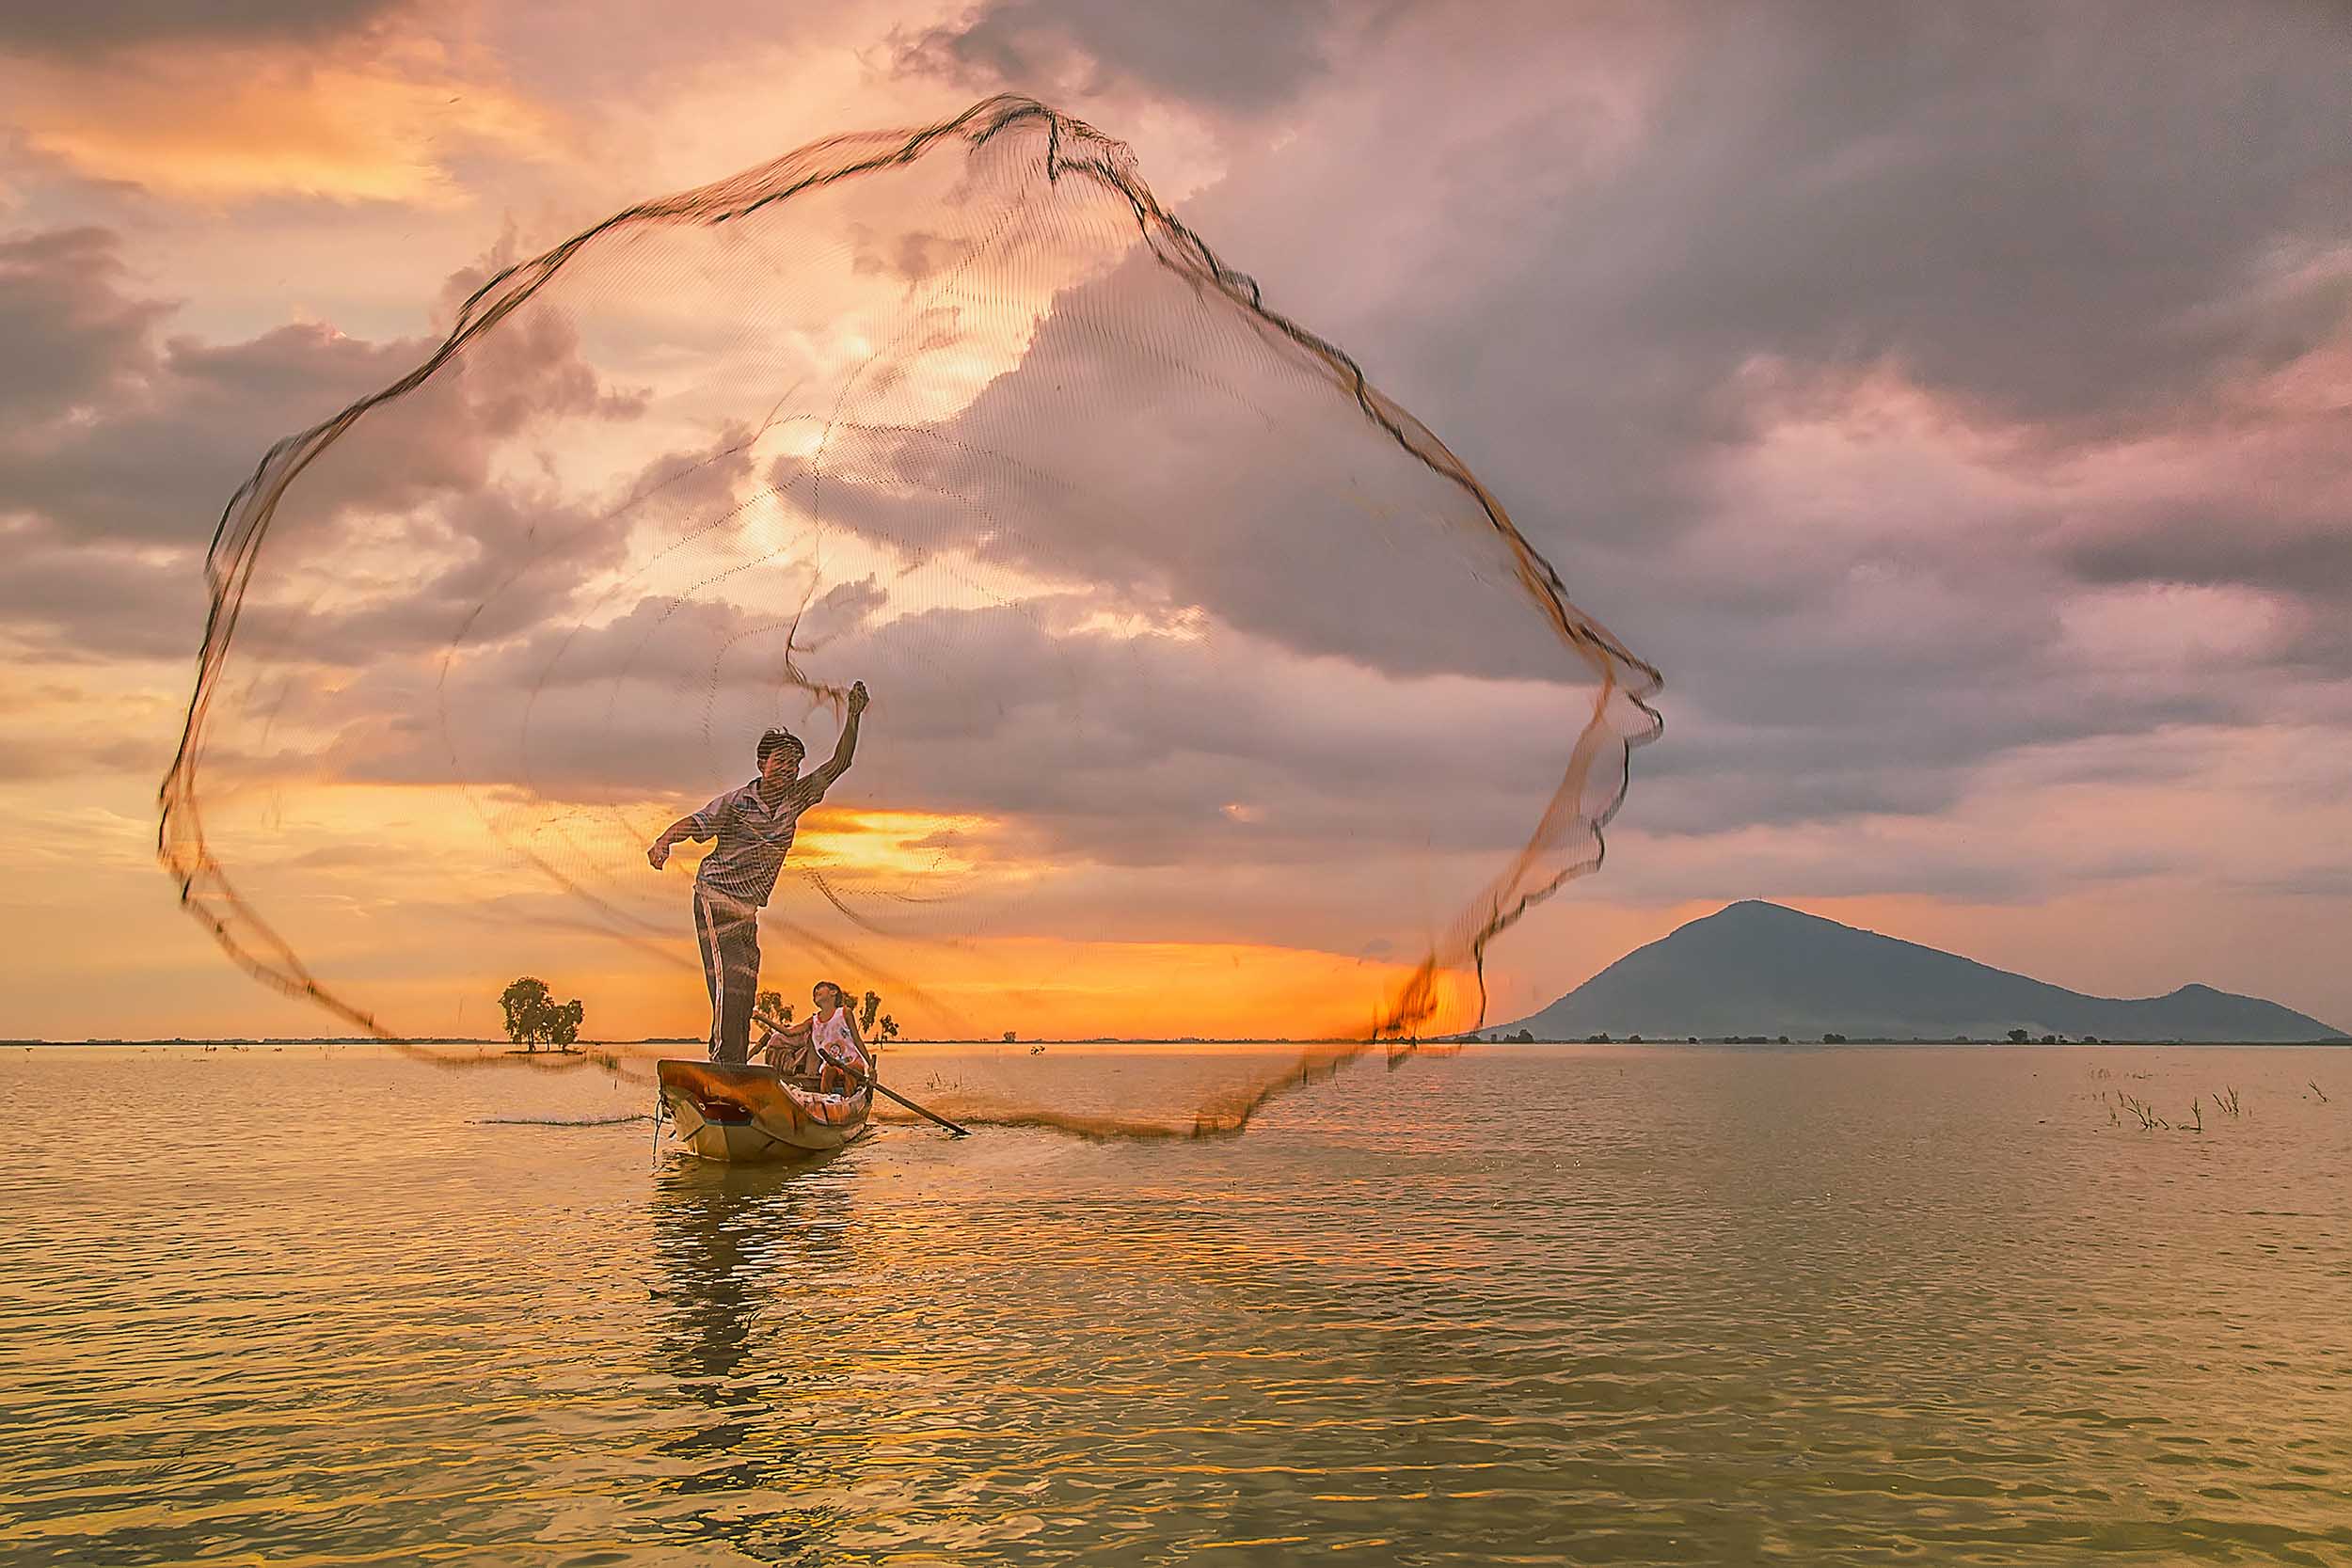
[647,1152,862,1561]
[4,1047,2345,1566]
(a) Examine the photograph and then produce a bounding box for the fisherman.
[646,682,868,1064]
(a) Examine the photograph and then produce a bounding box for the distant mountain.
[1491,901,2346,1043]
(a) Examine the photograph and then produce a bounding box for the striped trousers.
[691,884,762,1065]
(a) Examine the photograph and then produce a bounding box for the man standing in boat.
[646,681,868,1064]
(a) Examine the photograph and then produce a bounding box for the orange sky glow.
[3,3,2348,1042]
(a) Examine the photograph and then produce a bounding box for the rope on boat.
[472,1113,655,1126]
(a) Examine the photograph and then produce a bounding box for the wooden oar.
[752,1010,970,1137]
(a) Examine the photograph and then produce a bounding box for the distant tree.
[2041,1034,2058,1045]
[2008,1028,2030,1043]
[499,976,585,1052]
[879,1014,900,1042]
[1511,1029,1534,1044]
[1776,1035,1789,1045]
[1584,1032,1611,1044]
[500,977,551,1048]
[756,988,794,1026]
[1822,1033,1848,1044]
[1004,1030,1017,1043]
[1686,1036,1698,1044]
[2082,1036,2101,1044]
[1629,1034,1645,1043]
[861,990,882,1033]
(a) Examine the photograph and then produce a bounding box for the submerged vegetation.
[2099,1082,2260,1135]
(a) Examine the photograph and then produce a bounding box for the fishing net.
[157,96,1660,1132]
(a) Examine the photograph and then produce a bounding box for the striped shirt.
[689,777,828,907]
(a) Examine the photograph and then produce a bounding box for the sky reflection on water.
[1,1043,2347,1565]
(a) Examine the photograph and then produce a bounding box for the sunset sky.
[4,2,2348,1041]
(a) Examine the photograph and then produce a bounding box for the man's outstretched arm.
[807,680,869,791]
[646,813,703,870]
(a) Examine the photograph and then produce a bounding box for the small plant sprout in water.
[2310,1081,2330,1104]
[2117,1093,2166,1131]
[2213,1085,2243,1118]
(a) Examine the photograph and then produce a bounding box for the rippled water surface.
[4,1043,2349,1565]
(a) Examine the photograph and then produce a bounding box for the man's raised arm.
[808,680,870,791]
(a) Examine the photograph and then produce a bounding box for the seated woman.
[757,1013,807,1072]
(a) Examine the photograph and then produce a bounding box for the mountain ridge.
[1488,901,2345,1043]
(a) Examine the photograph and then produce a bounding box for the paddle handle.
[860,1075,972,1138]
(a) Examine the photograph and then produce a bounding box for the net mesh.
[157,96,1661,1132]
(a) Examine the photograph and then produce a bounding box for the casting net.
[158,96,1661,1133]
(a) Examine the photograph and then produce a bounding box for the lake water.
[2,1042,2347,1565]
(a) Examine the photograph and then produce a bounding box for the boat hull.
[655,1059,872,1163]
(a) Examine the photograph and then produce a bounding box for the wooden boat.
[655,1058,872,1163]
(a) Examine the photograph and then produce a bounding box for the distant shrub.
[499,976,584,1052]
